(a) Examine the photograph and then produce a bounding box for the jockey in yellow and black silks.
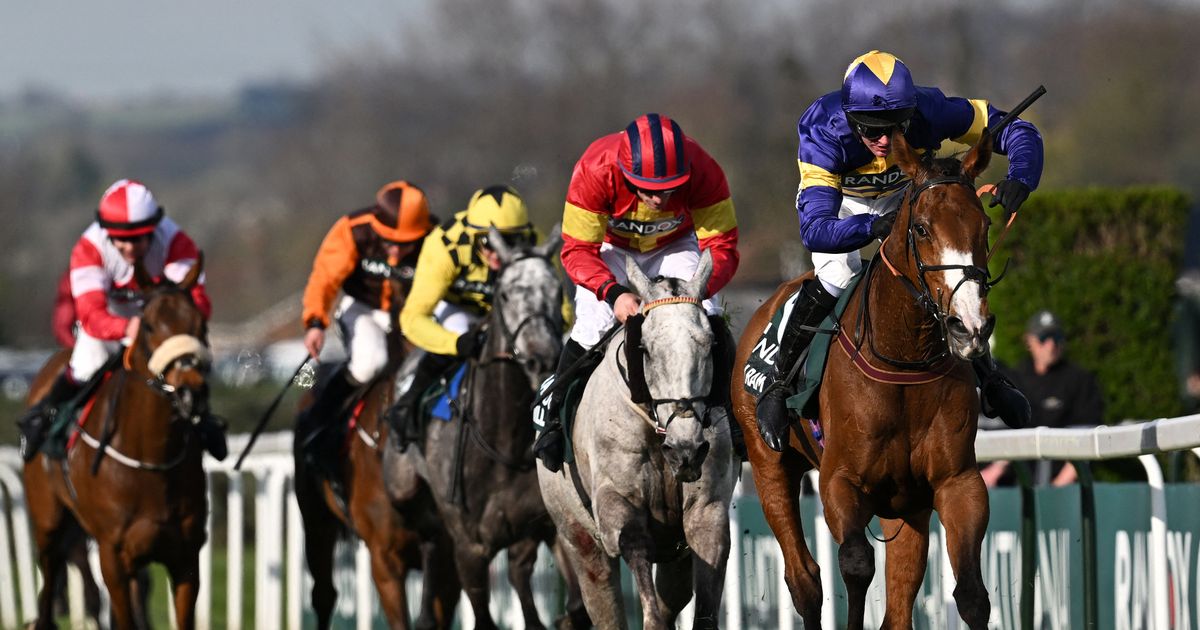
[385,185,551,448]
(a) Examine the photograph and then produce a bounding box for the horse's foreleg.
[506,538,547,630]
[682,501,731,630]
[881,513,931,630]
[550,534,592,630]
[653,553,693,628]
[596,488,662,630]
[746,449,822,625]
[166,551,200,630]
[935,474,991,630]
[414,534,460,630]
[559,520,626,629]
[97,543,138,630]
[296,471,340,630]
[368,542,412,630]
[453,545,498,630]
[822,474,875,630]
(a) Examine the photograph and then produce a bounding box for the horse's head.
[131,254,212,422]
[625,249,715,483]
[486,225,565,389]
[885,130,996,361]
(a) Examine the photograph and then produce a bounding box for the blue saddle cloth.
[427,364,467,422]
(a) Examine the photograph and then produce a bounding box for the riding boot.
[707,314,747,460]
[973,351,1031,429]
[384,352,458,452]
[300,366,362,483]
[18,372,82,462]
[533,339,586,473]
[755,279,838,452]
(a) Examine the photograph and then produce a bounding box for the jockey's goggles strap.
[640,296,703,314]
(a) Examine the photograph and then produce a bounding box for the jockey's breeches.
[811,193,904,294]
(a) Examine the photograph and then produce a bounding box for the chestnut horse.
[293,277,460,629]
[24,258,212,630]
[732,131,998,629]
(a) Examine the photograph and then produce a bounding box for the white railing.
[2,416,1200,629]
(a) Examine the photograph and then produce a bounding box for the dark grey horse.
[537,250,737,630]
[384,226,589,629]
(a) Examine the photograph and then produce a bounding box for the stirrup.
[534,425,565,472]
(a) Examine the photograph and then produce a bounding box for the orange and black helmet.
[372,181,432,243]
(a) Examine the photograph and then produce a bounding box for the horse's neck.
[92,367,180,456]
[855,258,946,365]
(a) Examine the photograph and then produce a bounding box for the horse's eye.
[913,224,930,239]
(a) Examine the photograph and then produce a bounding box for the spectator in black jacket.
[981,310,1104,486]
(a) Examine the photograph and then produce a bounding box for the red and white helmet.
[97,179,163,237]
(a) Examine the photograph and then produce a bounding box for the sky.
[0,1,423,102]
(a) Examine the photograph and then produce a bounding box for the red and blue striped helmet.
[97,179,163,237]
[841,51,917,127]
[618,113,691,191]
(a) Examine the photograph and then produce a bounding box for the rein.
[856,175,1002,371]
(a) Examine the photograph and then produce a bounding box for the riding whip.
[982,85,1046,141]
[234,357,310,470]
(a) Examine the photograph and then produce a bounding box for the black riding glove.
[455,325,486,358]
[988,179,1031,218]
[869,212,897,241]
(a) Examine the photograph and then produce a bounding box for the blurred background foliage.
[1,0,1197,423]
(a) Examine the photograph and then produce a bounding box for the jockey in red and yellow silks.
[535,113,745,471]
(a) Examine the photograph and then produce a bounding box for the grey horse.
[384,225,589,630]
[537,249,737,630]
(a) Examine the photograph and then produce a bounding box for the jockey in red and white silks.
[68,180,211,383]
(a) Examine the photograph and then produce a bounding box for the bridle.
[480,252,563,378]
[632,295,712,434]
[863,174,1005,369]
[130,284,213,423]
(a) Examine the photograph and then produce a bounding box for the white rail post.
[724,481,742,630]
[1137,454,1169,629]
[226,472,244,630]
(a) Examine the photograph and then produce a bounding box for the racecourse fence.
[0,416,1199,629]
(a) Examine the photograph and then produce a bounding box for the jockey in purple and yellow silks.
[754,50,1044,451]
[533,113,745,471]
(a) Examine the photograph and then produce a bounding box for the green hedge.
[987,187,1192,424]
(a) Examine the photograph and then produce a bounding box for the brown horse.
[24,258,212,630]
[293,336,461,629]
[732,131,998,629]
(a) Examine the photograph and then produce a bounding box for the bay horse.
[538,250,738,630]
[292,318,460,628]
[731,131,999,629]
[384,226,590,630]
[23,257,212,630]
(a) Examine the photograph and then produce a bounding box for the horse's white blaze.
[939,248,986,330]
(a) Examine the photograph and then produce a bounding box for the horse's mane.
[649,276,689,297]
[924,153,968,179]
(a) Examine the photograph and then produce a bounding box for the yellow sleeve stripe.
[953,99,990,146]
[563,203,608,243]
[799,160,842,191]
[692,198,737,240]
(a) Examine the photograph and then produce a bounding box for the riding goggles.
[854,118,911,140]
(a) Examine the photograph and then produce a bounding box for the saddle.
[46,354,124,459]
[742,271,865,423]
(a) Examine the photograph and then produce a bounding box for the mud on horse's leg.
[881,513,932,630]
[822,474,875,630]
[935,474,992,630]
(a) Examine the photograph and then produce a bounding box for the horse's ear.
[625,255,653,298]
[890,129,926,184]
[178,252,204,291]
[487,226,514,264]
[685,249,714,298]
[133,257,155,289]
[535,223,563,260]
[961,132,993,181]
